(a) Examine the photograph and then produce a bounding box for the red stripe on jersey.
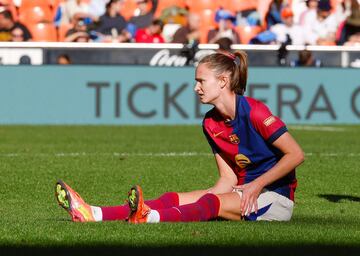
[203,109,241,177]
[289,177,297,201]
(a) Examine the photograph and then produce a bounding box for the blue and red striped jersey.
[203,95,297,201]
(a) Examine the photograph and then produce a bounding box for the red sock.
[158,193,220,222]
[101,192,179,221]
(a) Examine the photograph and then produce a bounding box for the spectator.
[65,18,90,42]
[304,0,338,45]
[215,37,233,51]
[264,0,287,29]
[291,0,307,24]
[299,0,318,26]
[171,13,200,44]
[290,49,322,67]
[333,0,353,25]
[89,0,109,22]
[337,0,360,45]
[19,55,31,65]
[0,10,31,42]
[57,54,72,65]
[129,0,158,30]
[344,32,360,45]
[159,5,188,25]
[207,9,240,44]
[11,0,20,8]
[96,0,131,42]
[59,0,94,24]
[270,7,306,45]
[0,0,15,14]
[70,32,90,42]
[135,19,164,43]
[11,27,28,42]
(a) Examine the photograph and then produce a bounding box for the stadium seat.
[28,23,57,42]
[18,5,54,24]
[235,25,262,44]
[57,22,73,42]
[49,0,64,9]
[0,0,18,21]
[185,0,220,13]
[199,26,210,44]
[197,9,217,44]
[155,0,186,18]
[20,0,52,9]
[198,9,216,31]
[223,0,258,12]
[120,0,138,20]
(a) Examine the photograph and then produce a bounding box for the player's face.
[194,63,223,104]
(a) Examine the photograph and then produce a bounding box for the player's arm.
[150,0,158,13]
[254,132,304,189]
[208,153,238,194]
[235,132,304,216]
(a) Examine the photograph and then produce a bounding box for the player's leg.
[177,189,209,205]
[248,190,294,221]
[128,185,220,223]
[55,180,96,222]
[55,180,180,222]
[101,189,211,221]
[102,190,179,221]
[216,192,242,220]
[102,189,209,221]
[127,186,294,223]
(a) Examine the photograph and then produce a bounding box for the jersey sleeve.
[202,122,220,154]
[249,99,288,144]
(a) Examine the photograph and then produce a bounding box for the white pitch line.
[288,125,347,132]
[0,152,360,157]
[0,152,212,158]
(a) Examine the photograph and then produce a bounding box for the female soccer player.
[55,50,304,223]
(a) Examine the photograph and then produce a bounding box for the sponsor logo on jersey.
[229,134,240,144]
[264,116,276,127]
[235,154,251,169]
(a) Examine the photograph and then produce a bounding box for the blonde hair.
[198,50,248,95]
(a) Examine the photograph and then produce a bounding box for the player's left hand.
[233,181,263,217]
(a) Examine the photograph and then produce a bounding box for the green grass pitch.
[0,125,359,256]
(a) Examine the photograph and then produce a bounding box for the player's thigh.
[255,191,294,221]
[233,189,294,221]
[178,189,209,205]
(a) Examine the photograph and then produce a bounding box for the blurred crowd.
[0,0,359,46]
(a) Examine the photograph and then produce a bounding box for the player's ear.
[218,75,229,89]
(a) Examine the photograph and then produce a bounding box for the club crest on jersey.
[235,154,251,169]
[229,134,240,144]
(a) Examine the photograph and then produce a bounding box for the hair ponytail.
[231,51,248,95]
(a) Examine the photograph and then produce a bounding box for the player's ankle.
[90,206,103,222]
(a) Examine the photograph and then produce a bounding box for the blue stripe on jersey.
[235,96,280,184]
